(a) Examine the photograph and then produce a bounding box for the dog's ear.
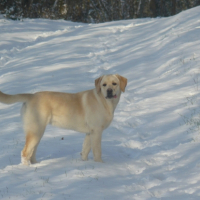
[116,74,127,92]
[95,76,103,93]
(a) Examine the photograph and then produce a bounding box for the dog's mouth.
[106,94,117,99]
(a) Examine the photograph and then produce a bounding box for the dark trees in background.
[0,0,200,22]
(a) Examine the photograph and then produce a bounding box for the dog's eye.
[112,83,117,86]
[103,83,107,87]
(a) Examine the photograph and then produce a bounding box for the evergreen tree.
[0,0,200,22]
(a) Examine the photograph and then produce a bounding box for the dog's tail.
[0,91,33,104]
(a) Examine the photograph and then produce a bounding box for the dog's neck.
[96,90,121,115]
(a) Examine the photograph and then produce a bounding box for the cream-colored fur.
[0,74,127,165]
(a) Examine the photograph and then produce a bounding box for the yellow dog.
[0,74,127,165]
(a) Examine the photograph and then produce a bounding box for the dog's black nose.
[106,88,113,98]
[107,88,113,94]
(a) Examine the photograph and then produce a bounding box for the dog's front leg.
[81,133,91,161]
[90,130,103,162]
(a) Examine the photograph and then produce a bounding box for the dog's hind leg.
[30,143,39,164]
[21,102,49,165]
[21,128,44,165]
[21,115,46,165]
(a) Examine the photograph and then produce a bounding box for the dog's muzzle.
[106,89,117,99]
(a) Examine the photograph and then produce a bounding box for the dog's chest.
[100,111,113,130]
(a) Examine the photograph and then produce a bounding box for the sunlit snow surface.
[0,6,200,199]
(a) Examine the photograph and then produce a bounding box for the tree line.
[0,0,200,22]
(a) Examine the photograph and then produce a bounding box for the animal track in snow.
[0,26,80,67]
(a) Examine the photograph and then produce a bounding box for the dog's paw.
[94,158,103,163]
[21,152,31,166]
[80,152,88,161]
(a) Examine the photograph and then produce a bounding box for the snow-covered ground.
[0,6,200,200]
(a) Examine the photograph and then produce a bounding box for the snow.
[1,6,200,199]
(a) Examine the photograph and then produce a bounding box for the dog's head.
[95,74,127,99]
